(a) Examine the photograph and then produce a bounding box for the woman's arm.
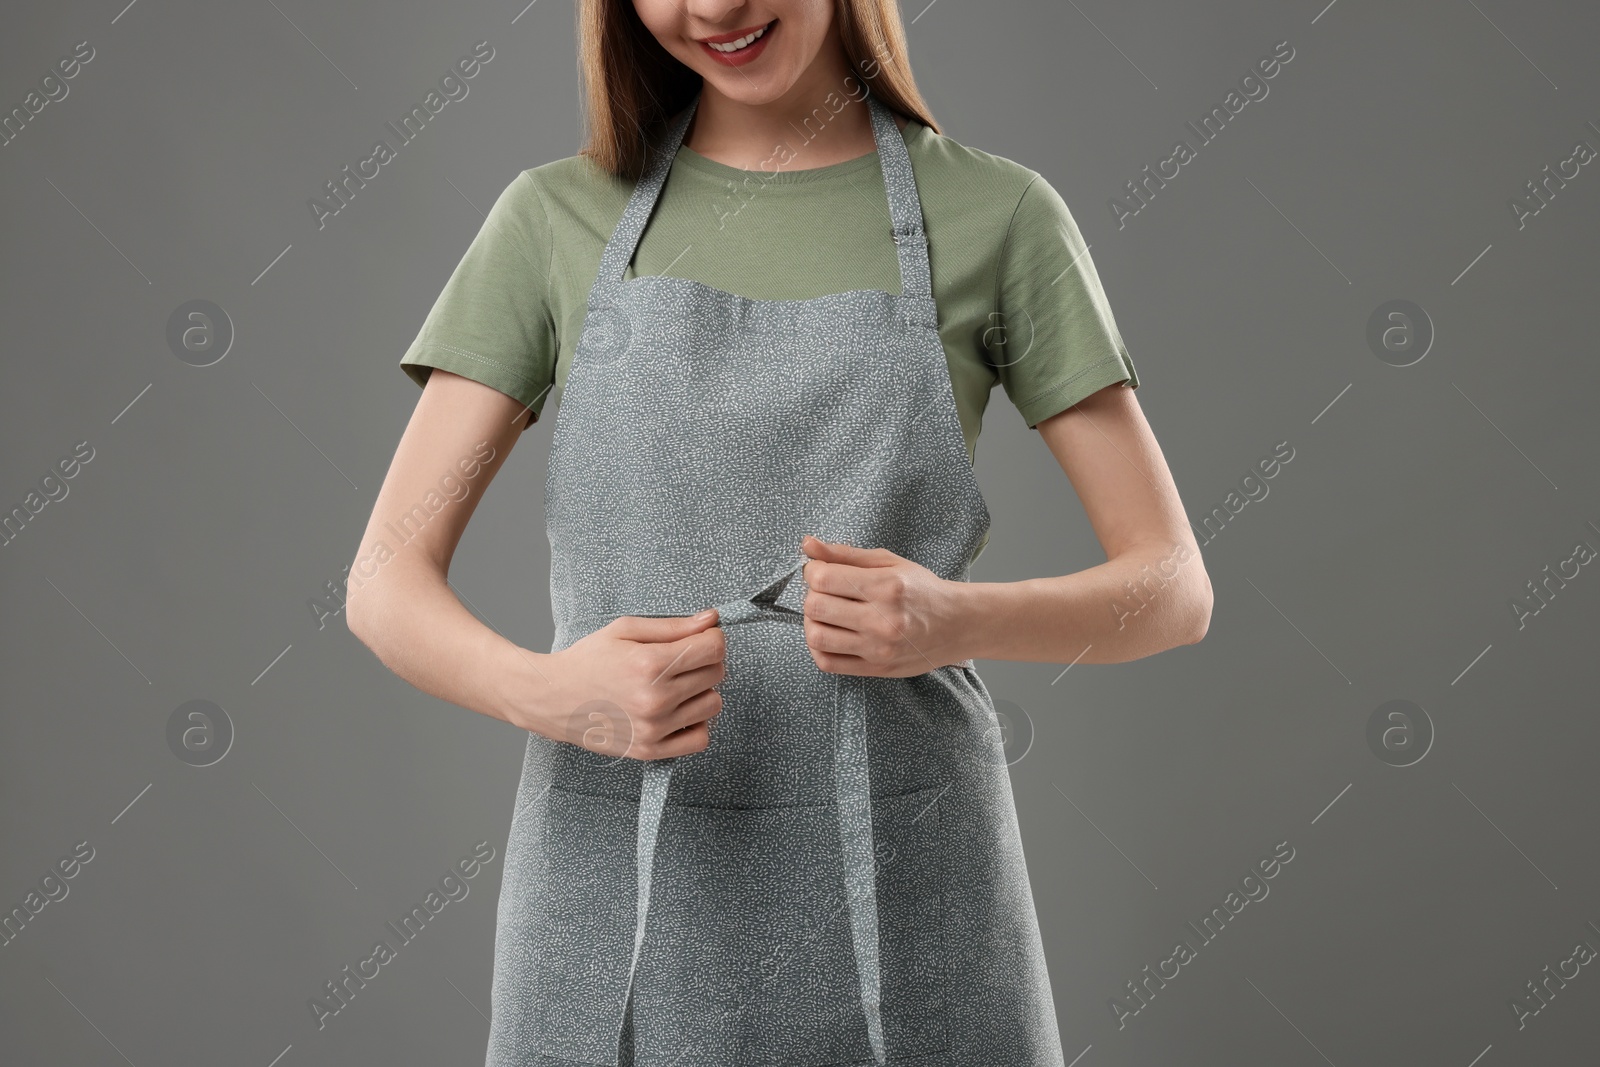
[343,369,553,728]
[959,381,1212,664]
[345,369,727,756]
[800,381,1210,675]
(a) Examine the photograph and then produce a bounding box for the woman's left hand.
[797,535,971,677]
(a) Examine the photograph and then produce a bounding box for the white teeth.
[706,24,768,52]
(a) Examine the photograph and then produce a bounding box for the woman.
[348,1,1213,1064]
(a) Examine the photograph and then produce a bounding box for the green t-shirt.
[399,117,1140,463]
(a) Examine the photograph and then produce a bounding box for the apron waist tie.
[610,559,889,1065]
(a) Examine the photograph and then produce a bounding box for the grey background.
[3,0,1597,1065]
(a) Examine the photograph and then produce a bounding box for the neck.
[683,39,902,171]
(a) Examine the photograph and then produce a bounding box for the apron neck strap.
[590,84,933,303]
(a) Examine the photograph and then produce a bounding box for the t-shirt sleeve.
[987,172,1140,427]
[398,169,557,425]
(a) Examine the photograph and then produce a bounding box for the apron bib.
[487,87,1066,1067]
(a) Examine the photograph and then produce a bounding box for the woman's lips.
[697,20,776,67]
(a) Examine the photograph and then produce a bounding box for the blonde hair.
[576,0,940,179]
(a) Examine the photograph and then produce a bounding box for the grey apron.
[487,87,1065,1067]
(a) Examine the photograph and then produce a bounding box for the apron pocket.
[524,786,639,1064]
[634,802,878,1065]
[873,784,951,1057]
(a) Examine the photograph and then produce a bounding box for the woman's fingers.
[646,689,723,757]
[586,617,725,757]
[645,718,713,759]
[802,587,874,633]
[802,558,876,602]
[608,609,718,644]
[802,611,866,657]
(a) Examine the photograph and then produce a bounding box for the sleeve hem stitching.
[1015,353,1137,421]
[407,342,545,391]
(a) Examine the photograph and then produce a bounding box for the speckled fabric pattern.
[485,86,1066,1067]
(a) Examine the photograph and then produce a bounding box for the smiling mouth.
[700,20,774,53]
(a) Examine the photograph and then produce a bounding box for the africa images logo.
[1108,840,1297,1029]
[308,41,495,231]
[1108,39,1297,230]
[307,841,498,1029]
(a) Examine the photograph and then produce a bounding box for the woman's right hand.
[527,609,727,760]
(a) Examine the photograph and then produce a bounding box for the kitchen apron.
[486,86,1065,1067]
